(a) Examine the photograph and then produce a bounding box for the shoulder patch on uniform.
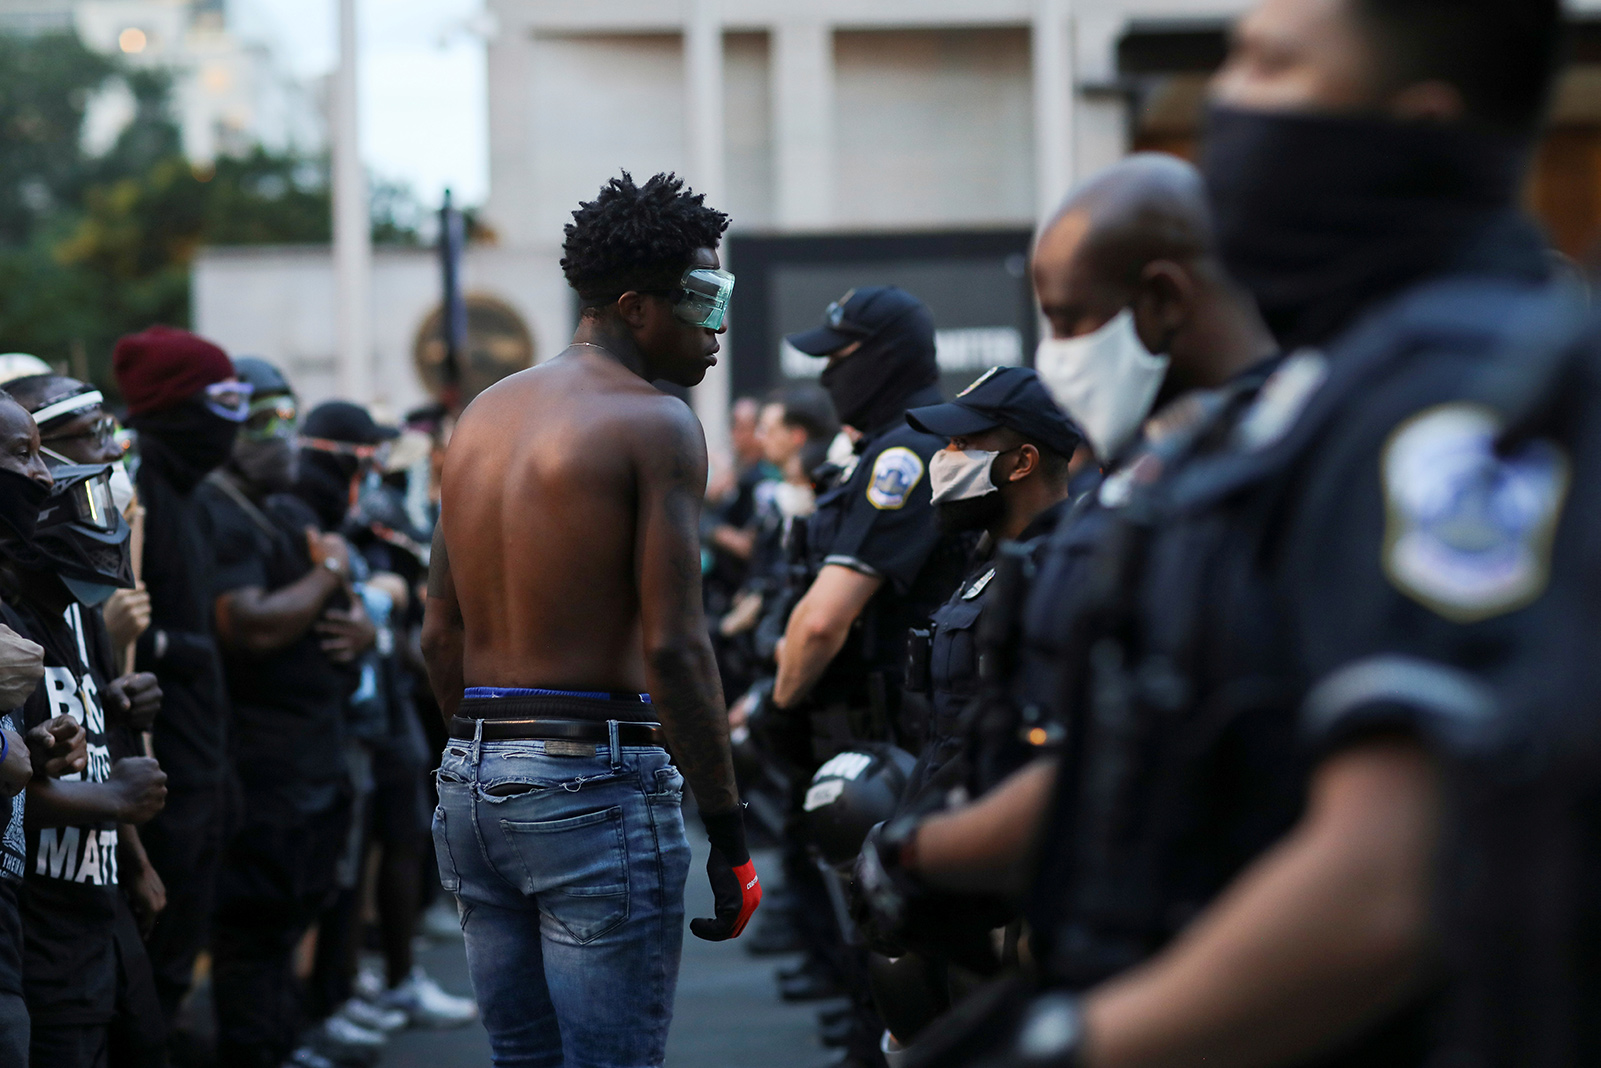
[1382,403,1570,624]
[866,447,925,510]
[1234,349,1330,451]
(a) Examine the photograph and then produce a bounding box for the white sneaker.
[322,1014,387,1049]
[353,966,385,1003]
[338,997,409,1034]
[377,966,479,1028]
[419,899,463,940]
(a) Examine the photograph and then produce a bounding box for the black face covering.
[819,308,940,434]
[130,400,240,493]
[295,451,358,531]
[233,436,298,494]
[937,491,1005,536]
[0,467,50,550]
[1203,105,1527,351]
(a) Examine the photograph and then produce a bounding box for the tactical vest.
[1022,277,1581,1067]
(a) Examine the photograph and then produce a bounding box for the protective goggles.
[43,465,119,533]
[670,268,735,331]
[243,396,298,440]
[299,436,391,468]
[203,381,255,422]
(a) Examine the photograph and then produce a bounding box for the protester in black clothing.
[0,444,169,1067]
[0,394,83,1068]
[203,392,375,1067]
[114,327,244,1030]
[10,375,178,1067]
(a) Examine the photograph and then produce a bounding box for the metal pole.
[334,0,372,402]
[1033,0,1078,222]
[685,0,731,456]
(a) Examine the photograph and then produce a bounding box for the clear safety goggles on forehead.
[670,267,735,331]
[204,381,255,422]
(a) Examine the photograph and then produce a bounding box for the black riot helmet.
[28,463,133,606]
[803,745,917,867]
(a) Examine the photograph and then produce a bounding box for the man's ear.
[1008,444,1040,483]
[1133,261,1193,354]
[615,291,652,330]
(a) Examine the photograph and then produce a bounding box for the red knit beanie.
[113,326,235,417]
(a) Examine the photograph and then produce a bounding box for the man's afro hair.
[561,171,730,304]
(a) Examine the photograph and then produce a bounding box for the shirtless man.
[422,172,759,1068]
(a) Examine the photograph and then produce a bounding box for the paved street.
[383,846,829,1068]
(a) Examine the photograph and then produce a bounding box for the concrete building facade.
[195,0,1601,444]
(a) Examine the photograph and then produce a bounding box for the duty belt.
[450,716,666,747]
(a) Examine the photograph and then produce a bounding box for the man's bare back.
[438,344,712,701]
[439,346,694,695]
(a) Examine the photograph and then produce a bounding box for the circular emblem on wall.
[412,294,536,406]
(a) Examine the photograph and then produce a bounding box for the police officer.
[857,1,1573,1066]
[773,286,966,1065]
[901,367,1081,813]
[853,368,1082,1053]
[774,286,967,751]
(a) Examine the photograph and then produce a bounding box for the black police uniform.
[904,503,1067,814]
[200,472,356,1067]
[1016,215,1578,1068]
[1420,321,1601,1068]
[803,385,969,758]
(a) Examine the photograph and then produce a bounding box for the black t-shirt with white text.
[13,597,119,1025]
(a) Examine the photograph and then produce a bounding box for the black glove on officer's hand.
[904,981,1084,1068]
[852,816,924,954]
[691,807,762,942]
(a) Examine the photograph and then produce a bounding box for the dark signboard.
[724,230,1038,402]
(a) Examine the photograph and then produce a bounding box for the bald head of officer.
[1030,153,1277,462]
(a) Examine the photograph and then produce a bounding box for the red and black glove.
[691,807,761,941]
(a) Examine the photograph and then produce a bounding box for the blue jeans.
[433,725,691,1068]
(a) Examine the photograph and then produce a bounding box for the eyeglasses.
[243,398,298,441]
[204,381,255,423]
[41,413,118,451]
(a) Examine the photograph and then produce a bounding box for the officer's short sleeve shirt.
[1277,334,1570,758]
[821,425,946,594]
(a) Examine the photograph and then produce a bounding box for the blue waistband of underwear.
[463,686,652,703]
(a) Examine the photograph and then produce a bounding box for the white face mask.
[108,462,135,516]
[773,480,815,519]
[930,448,1001,505]
[1034,309,1170,463]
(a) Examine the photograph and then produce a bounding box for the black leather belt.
[450,715,666,747]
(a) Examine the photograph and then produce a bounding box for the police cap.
[905,366,1083,461]
[785,286,930,356]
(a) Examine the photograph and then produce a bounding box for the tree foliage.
[0,30,421,391]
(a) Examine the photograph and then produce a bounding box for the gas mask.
[1034,310,1169,463]
[41,444,135,517]
[26,463,134,606]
